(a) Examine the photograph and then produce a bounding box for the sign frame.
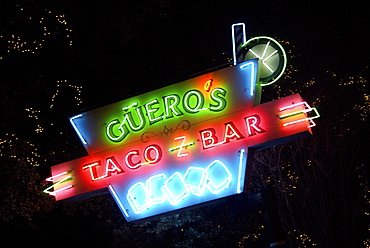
[44,24,319,222]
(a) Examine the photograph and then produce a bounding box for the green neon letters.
[145,99,164,125]
[106,119,130,142]
[182,89,207,113]
[210,88,227,112]
[106,88,227,143]
[162,94,183,118]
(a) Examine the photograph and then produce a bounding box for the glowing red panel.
[45,59,318,222]
[48,94,312,204]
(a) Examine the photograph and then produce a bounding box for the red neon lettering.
[173,136,194,157]
[83,145,162,181]
[245,115,266,136]
[105,157,124,177]
[199,128,218,149]
[223,122,244,143]
[125,150,141,169]
[83,161,107,181]
[144,145,162,164]
[83,157,124,181]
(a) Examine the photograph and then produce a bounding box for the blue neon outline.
[162,172,190,205]
[237,149,245,193]
[240,61,257,96]
[146,173,167,205]
[183,167,208,196]
[108,185,130,218]
[127,182,150,214]
[120,160,236,218]
[69,114,87,145]
[231,23,246,65]
[205,160,232,194]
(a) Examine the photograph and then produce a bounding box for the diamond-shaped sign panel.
[206,160,232,194]
[146,173,167,205]
[127,182,149,214]
[183,167,208,196]
[161,172,190,205]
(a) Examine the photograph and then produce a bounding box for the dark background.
[1,1,369,247]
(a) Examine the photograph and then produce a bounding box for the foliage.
[0,134,54,223]
[0,1,369,247]
[253,54,370,247]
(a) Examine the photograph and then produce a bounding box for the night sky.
[1,0,368,148]
[68,1,369,106]
[1,1,369,247]
[1,1,368,107]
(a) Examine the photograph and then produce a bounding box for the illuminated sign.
[44,24,320,222]
[243,36,287,86]
[67,60,258,155]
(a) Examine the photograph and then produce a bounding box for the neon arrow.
[279,101,320,127]
[43,171,74,196]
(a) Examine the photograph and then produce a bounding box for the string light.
[50,80,83,108]
[1,4,73,56]
[238,225,264,247]
[25,107,41,120]
[0,133,41,167]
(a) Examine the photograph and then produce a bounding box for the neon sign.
[44,90,316,221]
[243,36,287,86]
[67,60,258,155]
[44,24,319,222]
[105,88,227,143]
[169,136,195,157]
